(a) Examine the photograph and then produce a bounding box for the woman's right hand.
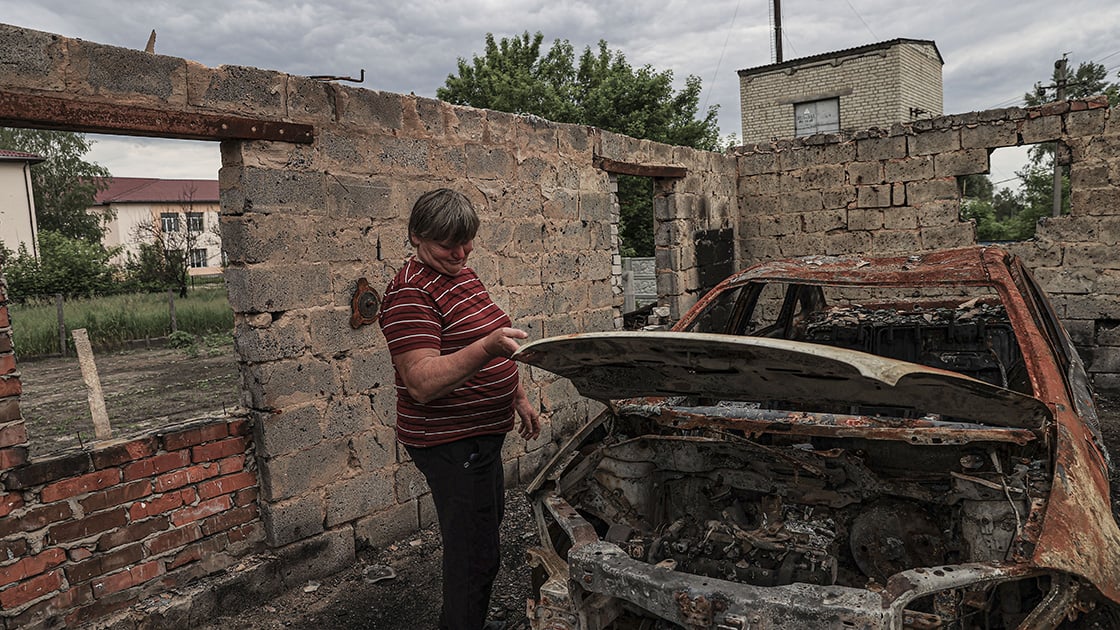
[483,327,529,358]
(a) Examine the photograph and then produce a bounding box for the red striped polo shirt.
[378,257,518,447]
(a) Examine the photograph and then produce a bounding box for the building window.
[186,212,204,233]
[161,213,180,232]
[794,98,840,136]
[189,248,208,268]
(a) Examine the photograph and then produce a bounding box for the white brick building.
[738,38,943,144]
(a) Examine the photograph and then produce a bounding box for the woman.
[378,188,540,630]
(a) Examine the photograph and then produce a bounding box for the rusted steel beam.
[0,91,314,143]
[595,157,687,178]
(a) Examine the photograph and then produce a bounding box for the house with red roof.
[91,177,222,276]
[0,149,44,258]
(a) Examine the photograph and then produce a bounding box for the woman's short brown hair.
[408,189,480,245]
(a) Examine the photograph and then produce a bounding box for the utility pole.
[774,0,783,63]
[1052,56,1068,217]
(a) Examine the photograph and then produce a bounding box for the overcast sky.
[3,0,1120,187]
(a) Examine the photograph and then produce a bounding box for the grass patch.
[9,286,234,357]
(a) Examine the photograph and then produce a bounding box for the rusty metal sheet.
[514,331,1051,428]
[615,401,1039,446]
[0,91,314,143]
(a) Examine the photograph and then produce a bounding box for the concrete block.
[465,144,513,180]
[257,438,353,500]
[253,404,323,459]
[354,501,419,549]
[856,135,907,161]
[226,167,328,215]
[856,185,892,208]
[187,64,286,118]
[1063,243,1120,270]
[324,175,395,219]
[960,122,1018,149]
[220,214,315,264]
[1018,114,1063,144]
[1086,345,1120,374]
[908,129,961,156]
[261,494,324,546]
[324,470,396,527]
[233,311,309,363]
[933,149,990,177]
[779,191,823,214]
[242,355,340,411]
[394,463,427,503]
[906,178,960,204]
[847,162,882,186]
[343,347,395,398]
[320,395,376,441]
[351,426,396,471]
[825,230,872,255]
[1066,109,1107,137]
[225,263,333,313]
[0,23,67,91]
[1097,320,1120,346]
[579,191,614,223]
[870,229,921,254]
[919,222,975,250]
[274,527,355,588]
[883,209,919,230]
[77,40,187,105]
[308,307,380,357]
[333,86,404,131]
[884,156,934,182]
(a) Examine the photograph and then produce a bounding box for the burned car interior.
[517,247,1120,630]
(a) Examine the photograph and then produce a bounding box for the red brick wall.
[0,276,28,472]
[0,413,265,628]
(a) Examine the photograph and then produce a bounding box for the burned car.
[515,246,1120,629]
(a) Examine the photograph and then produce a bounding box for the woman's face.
[413,235,474,276]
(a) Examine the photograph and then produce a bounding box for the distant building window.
[186,212,204,233]
[794,98,840,136]
[189,248,208,268]
[161,213,180,232]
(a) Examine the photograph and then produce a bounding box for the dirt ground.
[14,346,1120,629]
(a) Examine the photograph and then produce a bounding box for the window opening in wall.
[0,127,235,458]
[960,144,1067,242]
[617,174,662,327]
[794,98,840,136]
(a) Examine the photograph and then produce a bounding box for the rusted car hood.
[515,331,1050,428]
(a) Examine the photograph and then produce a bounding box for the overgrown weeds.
[8,286,233,357]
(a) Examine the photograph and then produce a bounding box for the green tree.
[0,128,112,241]
[439,32,721,256]
[2,230,119,298]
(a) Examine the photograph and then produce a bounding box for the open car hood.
[514,331,1051,428]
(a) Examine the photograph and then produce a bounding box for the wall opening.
[0,126,236,459]
[959,143,1068,242]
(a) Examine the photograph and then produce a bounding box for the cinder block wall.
[0,22,737,628]
[732,97,1120,392]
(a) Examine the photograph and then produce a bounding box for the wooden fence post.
[167,289,177,333]
[56,294,66,356]
[72,328,112,441]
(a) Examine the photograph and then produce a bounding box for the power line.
[843,0,878,40]
[703,0,742,114]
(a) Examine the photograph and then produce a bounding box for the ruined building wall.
[0,23,737,628]
[732,97,1120,392]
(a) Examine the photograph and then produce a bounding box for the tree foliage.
[1,230,119,298]
[439,32,721,257]
[439,32,720,150]
[0,128,112,242]
[966,59,1118,242]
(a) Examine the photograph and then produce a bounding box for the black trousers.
[406,434,506,630]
